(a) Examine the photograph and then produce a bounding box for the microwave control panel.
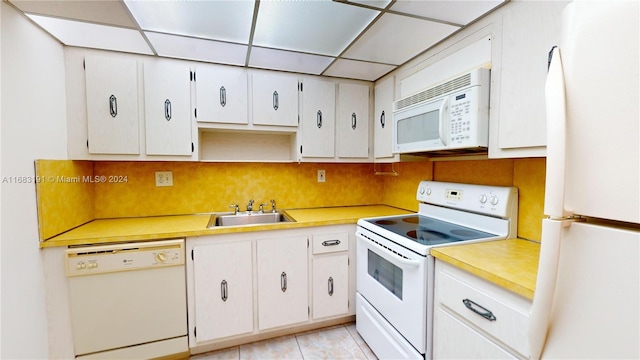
[448,87,478,145]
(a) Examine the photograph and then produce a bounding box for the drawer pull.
[463,298,496,321]
[322,239,341,246]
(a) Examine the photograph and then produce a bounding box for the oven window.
[396,109,440,145]
[367,250,403,300]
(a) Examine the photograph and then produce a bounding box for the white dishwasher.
[65,239,188,359]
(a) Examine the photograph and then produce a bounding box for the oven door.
[356,227,429,354]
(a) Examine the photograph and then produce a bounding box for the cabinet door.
[252,72,299,127]
[300,78,335,158]
[144,61,192,155]
[85,55,140,154]
[373,76,395,159]
[257,235,308,330]
[193,241,253,342]
[312,254,348,319]
[490,1,565,158]
[337,83,370,158]
[433,307,516,359]
[195,66,248,124]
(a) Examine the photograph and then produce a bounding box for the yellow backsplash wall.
[35,160,94,240]
[93,162,385,218]
[36,157,545,241]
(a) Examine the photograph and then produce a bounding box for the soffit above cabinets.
[9,0,507,82]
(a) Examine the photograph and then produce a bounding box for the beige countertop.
[41,205,412,248]
[431,238,540,300]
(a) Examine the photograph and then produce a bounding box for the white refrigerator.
[529,0,640,359]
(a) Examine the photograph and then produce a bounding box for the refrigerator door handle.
[529,218,573,359]
[543,47,573,218]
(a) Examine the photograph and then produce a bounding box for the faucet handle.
[259,203,269,213]
[229,204,239,215]
[247,199,254,212]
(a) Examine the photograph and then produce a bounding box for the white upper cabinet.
[144,60,193,156]
[85,55,140,155]
[489,1,566,158]
[373,76,395,161]
[251,71,299,127]
[337,83,370,158]
[195,65,248,125]
[300,78,336,158]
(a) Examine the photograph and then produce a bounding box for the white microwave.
[392,68,490,154]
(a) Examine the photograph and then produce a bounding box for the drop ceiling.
[9,0,506,82]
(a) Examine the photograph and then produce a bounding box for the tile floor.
[190,323,377,360]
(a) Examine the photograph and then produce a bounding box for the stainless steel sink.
[206,211,294,228]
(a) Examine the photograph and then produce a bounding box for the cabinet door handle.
[273,91,279,111]
[221,280,228,302]
[317,110,323,128]
[281,271,287,292]
[220,86,226,107]
[351,112,357,130]
[322,239,341,246]
[328,277,334,296]
[462,298,496,321]
[109,95,118,118]
[164,99,172,121]
[380,110,385,128]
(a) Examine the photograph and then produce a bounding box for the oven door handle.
[358,233,421,267]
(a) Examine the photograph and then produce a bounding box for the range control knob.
[479,194,488,204]
[426,187,432,196]
[419,187,426,195]
[155,252,167,263]
[490,195,499,206]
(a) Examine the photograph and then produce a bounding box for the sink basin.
[206,212,294,228]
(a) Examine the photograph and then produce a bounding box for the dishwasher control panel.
[65,239,185,277]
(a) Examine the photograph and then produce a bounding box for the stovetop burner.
[368,215,497,246]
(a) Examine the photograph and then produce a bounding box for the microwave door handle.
[438,98,449,146]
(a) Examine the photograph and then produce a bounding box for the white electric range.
[355,181,518,359]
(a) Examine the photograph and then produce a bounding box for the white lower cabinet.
[192,241,254,342]
[256,235,309,330]
[433,260,531,359]
[311,232,349,319]
[186,225,355,352]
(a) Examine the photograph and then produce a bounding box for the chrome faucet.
[229,204,239,215]
[270,199,277,213]
[246,199,254,212]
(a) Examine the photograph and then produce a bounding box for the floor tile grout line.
[345,324,375,360]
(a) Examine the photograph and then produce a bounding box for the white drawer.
[435,261,531,357]
[311,233,348,254]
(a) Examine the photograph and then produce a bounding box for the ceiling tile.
[26,14,153,55]
[9,0,137,28]
[324,59,396,81]
[124,0,254,44]
[391,0,505,25]
[248,47,334,75]
[253,1,379,56]
[146,32,248,66]
[343,12,459,65]
[347,0,393,10]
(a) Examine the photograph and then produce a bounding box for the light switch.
[155,171,173,187]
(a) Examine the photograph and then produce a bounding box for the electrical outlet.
[155,171,173,187]
[317,170,326,183]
